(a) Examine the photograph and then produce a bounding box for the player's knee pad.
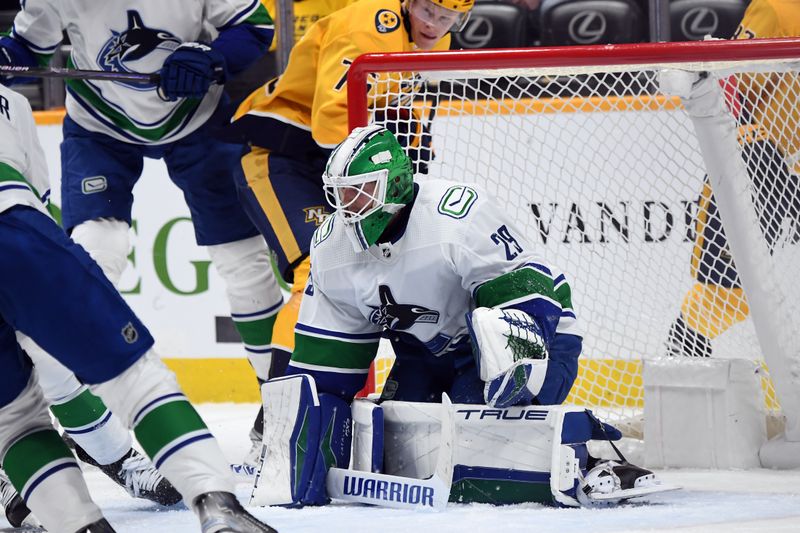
[17,333,83,402]
[0,371,52,460]
[70,218,130,286]
[251,374,352,506]
[206,235,283,314]
[90,349,181,429]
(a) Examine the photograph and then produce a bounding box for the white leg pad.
[355,401,589,506]
[644,357,766,468]
[70,218,131,287]
[351,399,384,473]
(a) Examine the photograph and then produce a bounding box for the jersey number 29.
[491,225,523,260]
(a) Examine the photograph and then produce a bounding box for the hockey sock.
[92,351,235,503]
[4,430,103,532]
[233,310,278,381]
[50,386,131,465]
[207,236,284,382]
[132,395,234,502]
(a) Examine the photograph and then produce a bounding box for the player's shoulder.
[417,179,488,222]
[328,0,405,42]
[737,0,798,38]
[0,85,32,122]
[309,213,358,266]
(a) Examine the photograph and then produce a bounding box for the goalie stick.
[325,394,456,511]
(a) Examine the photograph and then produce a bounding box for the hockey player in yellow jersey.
[226,0,359,98]
[261,0,360,50]
[227,0,473,463]
[666,0,800,357]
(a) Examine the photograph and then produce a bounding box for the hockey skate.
[0,470,39,528]
[193,492,278,533]
[74,445,183,506]
[578,460,678,506]
[74,518,116,532]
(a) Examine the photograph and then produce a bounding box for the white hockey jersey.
[11,0,266,144]
[0,85,51,217]
[292,180,580,384]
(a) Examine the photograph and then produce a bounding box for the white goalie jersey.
[297,179,580,360]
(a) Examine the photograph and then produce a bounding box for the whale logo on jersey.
[97,10,181,89]
[368,285,440,330]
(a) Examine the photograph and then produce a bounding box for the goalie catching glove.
[467,307,549,408]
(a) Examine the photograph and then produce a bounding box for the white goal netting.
[351,42,800,441]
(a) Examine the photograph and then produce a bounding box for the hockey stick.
[0,65,158,84]
[325,393,456,510]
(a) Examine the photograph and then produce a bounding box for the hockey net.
[348,39,800,441]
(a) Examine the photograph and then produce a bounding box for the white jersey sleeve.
[9,0,63,57]
[0,86,51,217]
[204,0,264,30]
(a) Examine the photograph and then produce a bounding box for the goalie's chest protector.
[311,180,525,355]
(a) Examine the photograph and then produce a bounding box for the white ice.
[5,403,799,533]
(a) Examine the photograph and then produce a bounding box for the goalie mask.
[323,125,414,252]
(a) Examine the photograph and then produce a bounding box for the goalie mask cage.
[348,39,800,444]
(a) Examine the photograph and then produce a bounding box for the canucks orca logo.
[368,285,440,330]
[97,11,181,89]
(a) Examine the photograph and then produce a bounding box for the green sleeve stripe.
[0,161,28,185]
[48,202,62,226]
[554,279,574,310]
[292,333,378,370]
[474,268,556,308]
[35,52,52,67]
[244,4,274,26]
[0,161,42,198]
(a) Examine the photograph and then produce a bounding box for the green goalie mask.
[323,125,414,251]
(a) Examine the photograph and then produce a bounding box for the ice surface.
[4,403,797,533]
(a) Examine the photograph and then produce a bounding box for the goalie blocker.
[250,374,676,508]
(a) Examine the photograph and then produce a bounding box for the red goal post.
[346,39,800,449]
